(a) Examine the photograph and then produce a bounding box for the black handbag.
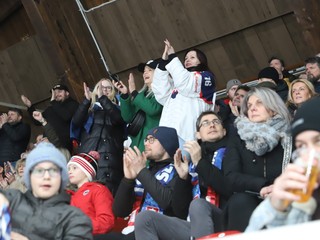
[127,110,146,136]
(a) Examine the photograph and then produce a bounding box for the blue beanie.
[147,126,179,157]
[24,142,68,191]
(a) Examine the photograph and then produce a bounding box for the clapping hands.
[174,149,189,180]
[123,146,147,179]
[83,82,92,100]
[162,39,175,60]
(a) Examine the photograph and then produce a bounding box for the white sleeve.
[152,68,173,105]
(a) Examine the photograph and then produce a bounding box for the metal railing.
[215,66,306,99]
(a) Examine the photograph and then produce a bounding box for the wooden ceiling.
[0,0,319,114]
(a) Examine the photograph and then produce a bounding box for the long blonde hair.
[90,78,118,110]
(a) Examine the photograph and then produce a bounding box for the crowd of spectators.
[1,40,320,239]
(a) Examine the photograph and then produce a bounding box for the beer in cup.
[291,148,320,202]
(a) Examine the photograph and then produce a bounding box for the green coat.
[120,90,162,152]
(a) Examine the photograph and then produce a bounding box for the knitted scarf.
[235,114,289,156]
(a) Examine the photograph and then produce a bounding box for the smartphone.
[4,162,12,175]
[109,73,120,82]
[245,190,264,199]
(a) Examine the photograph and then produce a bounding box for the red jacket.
[69,182,115,235]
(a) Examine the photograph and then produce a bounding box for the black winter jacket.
[28,97,79,151]
[72,96,125,185]
[0,121,30,165]
[113,158,178,218]
[223,133,288,194]
[172,137,232,219]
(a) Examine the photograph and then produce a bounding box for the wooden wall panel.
[87,0,294,74]
[0,0,319,108]
[282,13,315,61]
[112,12,313,90]
[0,6,35,51]
[0,37,56,105]
[0,51,20,103]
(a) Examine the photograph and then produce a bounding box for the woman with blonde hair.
[114,60,163,152]
[287,78,317,116]
[91,78,119,106]
[71,78,125,195]
[7,158,27,192]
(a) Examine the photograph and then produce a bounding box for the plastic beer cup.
[291,148,320,203]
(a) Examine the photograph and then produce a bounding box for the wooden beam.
[21,0,66,81]
[0,0,22,23]
[281,0,320,54]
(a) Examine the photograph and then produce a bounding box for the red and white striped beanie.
[68,151,100,181]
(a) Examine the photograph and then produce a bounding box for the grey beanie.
[226,79,242,93]
[24,142,68,191]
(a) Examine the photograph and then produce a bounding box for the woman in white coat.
[152,39,216,158]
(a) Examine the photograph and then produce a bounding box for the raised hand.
[123,154,137,180]
[162,40,170,60]
[32,111,45,124]
[97,81,103,98]
[0,113,8,125]
[125,146,146,175]
[5,172,15,185]
[164,39,175,55]
[50,89,56,101]
[174,149,189,180]
[83,82,92,100]
[21,95,32,107]
[229,101,240,117]
[128,73,136,94]
[113,80,128,95]
[184,141,201,166]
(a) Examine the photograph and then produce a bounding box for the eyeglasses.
[31,167,61,178]
[101,86,112,91]
[199,119,222,128]
[144,136,155,144]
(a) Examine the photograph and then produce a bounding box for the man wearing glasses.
[112,126,179,240]
[134,111,232,240]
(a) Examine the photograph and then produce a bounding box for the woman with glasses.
[152,39,216,160]
[113,60,163,152]
[0,142,92,239]
[71,78,125,195]
[222,87,292,232]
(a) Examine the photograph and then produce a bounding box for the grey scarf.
[235,114,289,156]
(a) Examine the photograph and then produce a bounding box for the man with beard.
[21,84,78,152]
[268,56,295,85]
[305,56,320,93]
[110,126,179,240]
[0,108,31,166]
[133,111,232,240]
